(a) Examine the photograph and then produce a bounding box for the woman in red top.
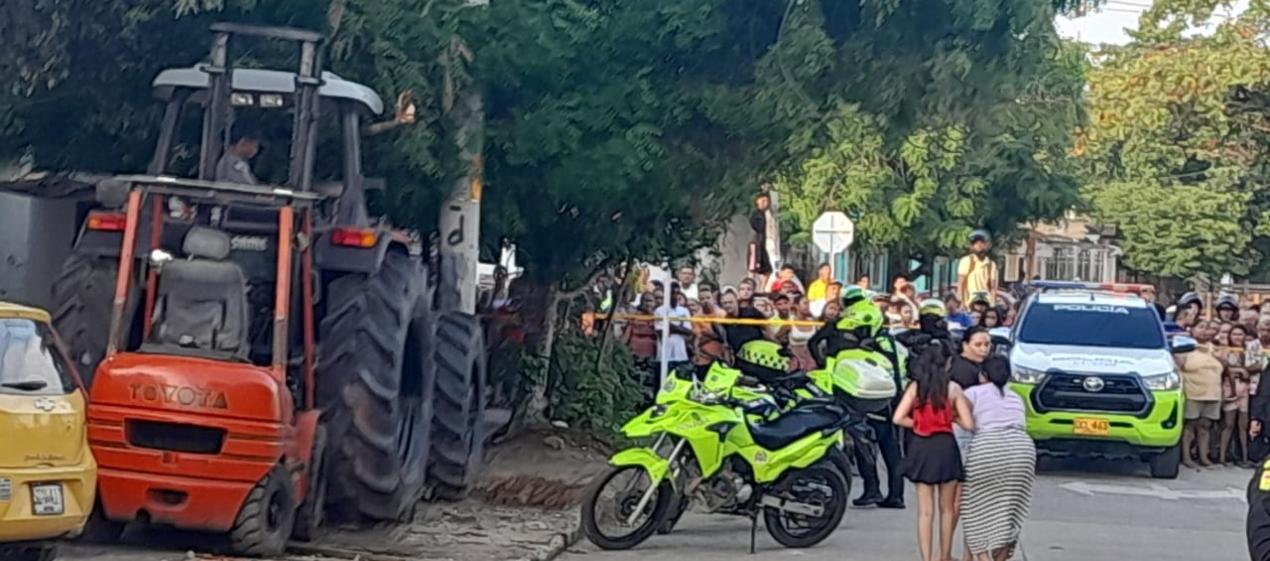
[894,340,974,561]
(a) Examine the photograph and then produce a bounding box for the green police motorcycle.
[581,363,851,552]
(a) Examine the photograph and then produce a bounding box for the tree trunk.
[514,278,559,425]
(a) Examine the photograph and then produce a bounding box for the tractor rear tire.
[228,466,295,557]
[51,253,121,389]
[428,311,488,500]
[317,250,434,522]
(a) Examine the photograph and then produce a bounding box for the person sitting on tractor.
[215,126,263,185]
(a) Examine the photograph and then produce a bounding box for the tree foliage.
[770,1,1087,263]
[1080,0,1270,277]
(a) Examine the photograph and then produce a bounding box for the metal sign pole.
[659,265,672,385]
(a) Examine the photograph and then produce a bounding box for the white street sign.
[812,211,854,254]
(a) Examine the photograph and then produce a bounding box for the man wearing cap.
[958,229,999,307]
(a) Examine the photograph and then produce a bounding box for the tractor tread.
[317,251,434,522]
[428,312,487,500]
[50,253,120,389]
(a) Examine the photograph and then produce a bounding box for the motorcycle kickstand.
[748,510,758,554]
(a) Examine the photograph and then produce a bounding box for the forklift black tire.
[78,498,125,544]
[317,251,432,521]
[428,311,488,501]
[52,253,123,390]
[0,543,57,561]
[292,425,328,542]
[229,466,295,557]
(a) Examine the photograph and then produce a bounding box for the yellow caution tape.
[605,313,918,329]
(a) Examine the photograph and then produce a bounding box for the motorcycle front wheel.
[581,466,674,550]
[762,463,848,548]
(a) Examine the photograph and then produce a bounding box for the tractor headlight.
[260,94,285,108]
[1011,365,1047,385]
[231,92,255,106]
[1141,370,1181,391]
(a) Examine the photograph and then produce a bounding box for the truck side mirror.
[1170,335,1197,355]
[988,326,1012,347]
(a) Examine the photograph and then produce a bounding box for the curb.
[517,517,582,561]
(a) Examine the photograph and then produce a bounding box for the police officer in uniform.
[808,288,904,508]
[1248,357,1270,560]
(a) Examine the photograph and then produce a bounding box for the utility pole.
[437,33,483,314]
[438,86,483,313]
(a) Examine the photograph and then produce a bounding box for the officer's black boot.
[848,420,883,506]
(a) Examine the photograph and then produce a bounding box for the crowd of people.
[619,265,1024,387]
[613,230,1034,561]
[1173,292,1270,468]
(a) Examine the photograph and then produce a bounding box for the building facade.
[1003,213,1122,284]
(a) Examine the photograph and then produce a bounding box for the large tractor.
[49,23,487,553]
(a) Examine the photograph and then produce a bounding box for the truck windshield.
[1017,302,1165,350]
[0,318,76,395]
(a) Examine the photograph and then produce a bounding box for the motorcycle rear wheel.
[581,466,673,550]
[762,463,847,548]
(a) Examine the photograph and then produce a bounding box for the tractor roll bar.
[112,175,322,207]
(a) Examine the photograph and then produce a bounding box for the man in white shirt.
[677,266,699,301]
[653,286,693,376]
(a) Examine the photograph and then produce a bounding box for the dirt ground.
[63,428,609,561]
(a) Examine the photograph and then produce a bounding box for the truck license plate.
[1073,418,1110,436]
[31,484,64,516]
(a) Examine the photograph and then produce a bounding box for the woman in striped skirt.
[961,356,1036,561]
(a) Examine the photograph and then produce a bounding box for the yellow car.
[0,302,97,561]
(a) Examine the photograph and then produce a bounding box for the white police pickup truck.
[990,281,1196,479]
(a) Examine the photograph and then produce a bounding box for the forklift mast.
[195,23,325,194]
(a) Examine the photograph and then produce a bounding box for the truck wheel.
[1149,444,1181,479]
[229,467,295,557]
[51,253,120,389]
[0,543,56,561]
[317,251,434,521]
[292,425,328,542]
[428,311,488,500]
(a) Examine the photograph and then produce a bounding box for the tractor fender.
[610,447,672,486]
[313,226,396,275]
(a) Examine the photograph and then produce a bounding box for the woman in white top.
[960,356,1035,561]
[787,296,818,371]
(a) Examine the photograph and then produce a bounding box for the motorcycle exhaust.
[759,495,825,517]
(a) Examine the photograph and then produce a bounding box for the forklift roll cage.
[105,175,322,409]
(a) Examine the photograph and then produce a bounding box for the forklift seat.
[151,227,250,358]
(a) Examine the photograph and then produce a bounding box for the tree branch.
[558,257,616,299]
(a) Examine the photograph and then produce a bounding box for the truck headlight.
[1011,365,1047,385]
[1141,371,1181,391]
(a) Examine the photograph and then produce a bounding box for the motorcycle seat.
[749,402,843,450]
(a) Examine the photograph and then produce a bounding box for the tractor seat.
[748,401,844,450]
[151,227,249,358]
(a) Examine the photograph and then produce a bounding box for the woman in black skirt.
[893,340,974,561]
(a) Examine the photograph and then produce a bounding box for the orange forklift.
[89,180,322,556]
[80,23,488,556]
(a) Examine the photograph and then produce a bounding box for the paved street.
[52,457,1253,561]
[563,457,1251,561]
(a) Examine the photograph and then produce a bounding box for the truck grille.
[126,420,226,455]
[1034,372,1151,417]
